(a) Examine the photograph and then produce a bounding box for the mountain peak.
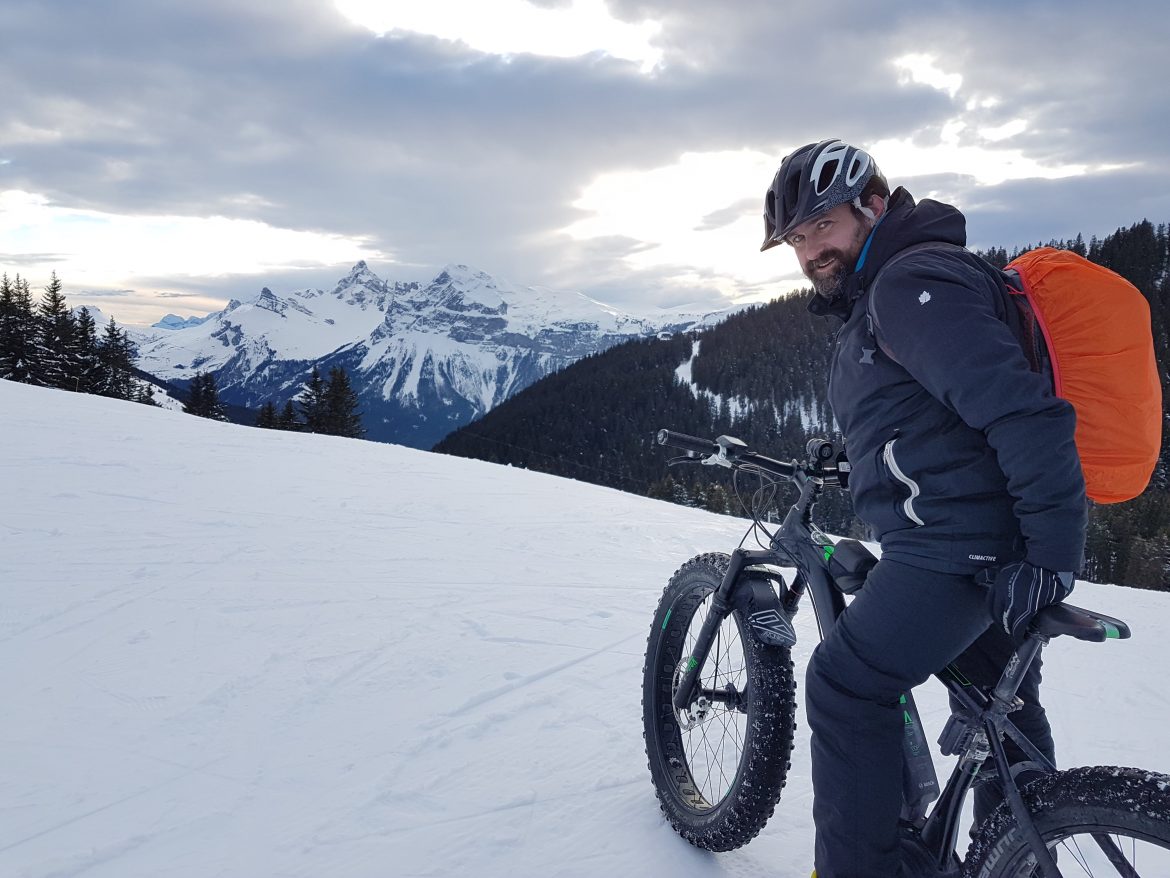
[436,263,494,286]
[428,264,507,314]
[342,261,384,287]
[152,313,212,331]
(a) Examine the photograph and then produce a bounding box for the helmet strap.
[852,194,890,223]
[852,196,876,221]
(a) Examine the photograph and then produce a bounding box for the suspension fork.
[669,473,839,714]
[671,548,774,713]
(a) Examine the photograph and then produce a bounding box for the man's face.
[786,203,873,299]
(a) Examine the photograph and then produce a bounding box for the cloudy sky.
[2,0,1167,324]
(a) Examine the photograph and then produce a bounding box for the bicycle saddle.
[1033,602,1131,642]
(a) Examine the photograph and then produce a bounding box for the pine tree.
[203,373,226,420]
[298,366,327,433]
[256,400,279,428]
[37,272,77,390]
[0,274,19,380]
[647,474,677,501]
[184,372,206,416]
[73,307,101,394]
[705,483,730,515]
[691,482,708,510]
[184,372,226,420]
[277,400,300,430]
[96,318,136,399]
[322,366,364,438]
[134,381,159,406]
[0,275,42,384]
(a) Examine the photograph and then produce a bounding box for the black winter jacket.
[810,188,1087,575]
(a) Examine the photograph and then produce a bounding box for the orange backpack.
[1003,247,1161,504]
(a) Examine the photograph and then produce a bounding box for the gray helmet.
[761,139,885,251]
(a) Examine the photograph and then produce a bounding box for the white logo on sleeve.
[919,291,932,305]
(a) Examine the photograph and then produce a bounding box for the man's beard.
[804,221,871,300]
[808,256,849,298]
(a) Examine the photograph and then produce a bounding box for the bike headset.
[760,139,888,252]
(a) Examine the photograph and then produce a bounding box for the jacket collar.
[806,187,967,322]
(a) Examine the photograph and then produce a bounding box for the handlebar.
[655,428,797,480]
[655,429,719,457]
[655,428,848,486]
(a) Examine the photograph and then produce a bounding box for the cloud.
[0,252,69,267]
[0,191,385,288]
[0,0,1166,323]
[335,0,664,71]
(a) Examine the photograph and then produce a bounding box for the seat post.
[990,635,1045,707]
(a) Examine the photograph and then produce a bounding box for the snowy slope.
[3,380,1169,878]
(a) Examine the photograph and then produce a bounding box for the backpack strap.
[865,241,1051,378]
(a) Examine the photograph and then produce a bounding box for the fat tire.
[962,765,1170,877]
[641,552,797,851]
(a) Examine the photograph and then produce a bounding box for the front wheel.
[641,552,796,851]
[963,765,1170,877]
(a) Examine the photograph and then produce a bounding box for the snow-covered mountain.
[135,262,734,447]
[151,313,212,331]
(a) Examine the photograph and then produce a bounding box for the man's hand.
[980,561,1075,644]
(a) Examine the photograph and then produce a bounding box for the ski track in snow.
[675,339,822,430]
[2,378,1169,878]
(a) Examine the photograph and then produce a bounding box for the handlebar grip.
[656,429,718,455]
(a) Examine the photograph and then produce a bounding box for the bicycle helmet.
[760,139,886,251]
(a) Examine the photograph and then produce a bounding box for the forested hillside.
[437,220,1170,591]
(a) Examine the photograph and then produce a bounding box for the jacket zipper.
[883,438,925,526]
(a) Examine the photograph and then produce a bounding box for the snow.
[3,378,1169,878]
[674,342,827,432]
[675,339,752,421]
[152,314,212,331]
[134,262,734,393]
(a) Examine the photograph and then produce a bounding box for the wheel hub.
[673,658,712,730]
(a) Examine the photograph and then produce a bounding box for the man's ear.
[867,193,888,221]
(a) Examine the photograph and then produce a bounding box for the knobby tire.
[963,765,1170,877]
[641,552,797,851]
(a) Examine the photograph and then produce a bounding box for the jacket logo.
[919,291,932,304]
[859,347,876,365]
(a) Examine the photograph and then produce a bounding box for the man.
[760,140,1086,877]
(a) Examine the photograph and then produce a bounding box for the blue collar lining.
[854,214,886,273]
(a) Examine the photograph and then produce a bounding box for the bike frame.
[666,450,1117,877]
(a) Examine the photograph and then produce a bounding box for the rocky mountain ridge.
[134,262,735,447]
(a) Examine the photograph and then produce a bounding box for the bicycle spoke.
[1045,830,1166,877]
[1089,831,1142,877]
[678,595,747,807]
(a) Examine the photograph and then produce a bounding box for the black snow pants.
[806,558,1055,878]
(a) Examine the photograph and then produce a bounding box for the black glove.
[980,561,1075,644]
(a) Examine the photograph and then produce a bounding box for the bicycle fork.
[671,548,785,715]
